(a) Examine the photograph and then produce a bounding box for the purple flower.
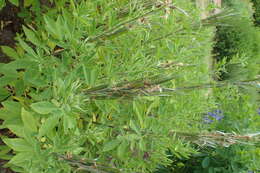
[258,107,260,115]
[203,116,214,124]
[203,109,224,124]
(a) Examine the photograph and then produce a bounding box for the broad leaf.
[0,101,21,120]
[44,16,60,40]
[0,87,10,102]
[63,115,76,133]
[1,46,19,59]
[0,75,17,87]
[103,140,121,152]
[0,145,12,160]
[8,152,33,165]
[3,138,32,152]
[38,115,60,137]
[6,125,24,137]
[117,141,128,159]
[31,101,58,114]
[24,0,33,7]
[17,37,38,59]
[23,26,41,47]
[21,108,37,132]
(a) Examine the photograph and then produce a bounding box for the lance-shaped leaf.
[21,108,37,132]
[31,101,58,115]
[3,138,32,152]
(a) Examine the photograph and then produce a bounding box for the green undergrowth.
[214,0,260,81]
[251,0,260,26]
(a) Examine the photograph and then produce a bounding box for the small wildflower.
[203,116,214,124]
[203,109,224,124]
[257,107,260,115]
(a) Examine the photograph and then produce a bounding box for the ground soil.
[0,1,23,63]
[0,2,22,172]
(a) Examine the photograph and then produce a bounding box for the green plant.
[0,0,40,10]
[156,145,260,173]
[0,0,218,172]
[213,0,260,80]
[0,0,259,173]
[251,0,260,26]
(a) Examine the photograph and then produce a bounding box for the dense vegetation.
[213,0,260,81]
[0,0,259,173]
[251,0,260,26]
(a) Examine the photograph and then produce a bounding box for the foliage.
[214,0,260,81]
[156,145,260,173]
[0,0,259,173]
[251,0,260,26]
[0,0,38,11]
[0,0,216,172]
[156,82,260,173]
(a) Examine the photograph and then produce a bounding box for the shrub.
[0,0,259,173]
[214,0,260,80]
[251,0,260,26]
[0,1,219,172]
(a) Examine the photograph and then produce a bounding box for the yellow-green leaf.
[1,46,19,59]
[103,140,121,152]
[3,138,32,152]
[21,108,37,132]
[9,152,33,165]
[38,116,60,137]
[23,26,41,46]
[24,0,33,7]
[31,101,58,115]
[133,101,144,128]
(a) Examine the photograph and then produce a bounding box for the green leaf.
[8,0,19,6]
[146,98,159,116]
[31,101,58,114]
[0,145,12,160]
[24,0,33,7]
[63,115,76,133]
[14,79,25,96]
[3,138,32,152]
[44,16,60,40]
[6,125,24,137]
[133,101,144,128]
[21,108,37,132]
[0,75,17,87]
[23,26,41,47]
[138,139,146,151]
[103,140,121,152]
[0,0,6,10]
[129,120,140,134]
[0,87,10,102]
[17,37,37,59]
[0,101,21,121]
[38,115,60,137]
[202,157,210,168]
[84,68,98,86]
[55,16,64,40]
[117,141,128,159]
[1,46,19,59]
[0,145,11,155]
[8,152,33,165]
